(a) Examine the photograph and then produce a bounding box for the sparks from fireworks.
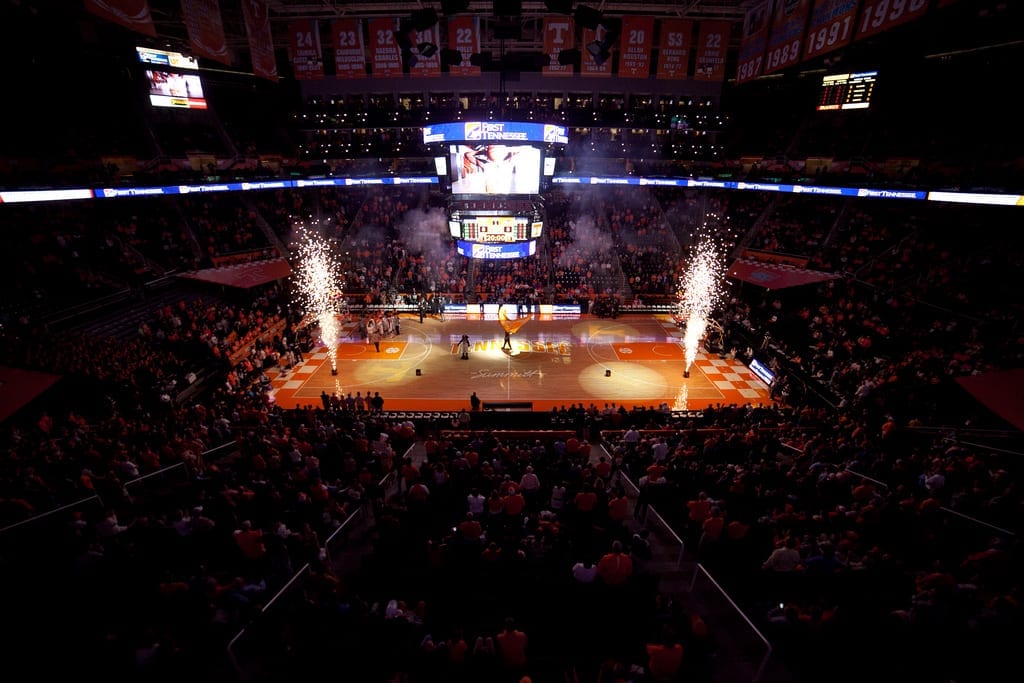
[677,237,726,376]
[292,226,345,374]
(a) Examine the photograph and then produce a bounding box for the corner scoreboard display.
[816,71,877,111]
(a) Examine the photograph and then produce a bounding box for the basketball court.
[266,313,775,412]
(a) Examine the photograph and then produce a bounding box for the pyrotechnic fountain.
[676,238,726,379]
[292,227,345,377]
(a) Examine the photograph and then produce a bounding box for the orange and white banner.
[241,0,277,81]
[693,20,730,82]
[541,16,574,77]
[802,0,859,62]
[855,0,928,41]
[409,24,442,78]
[447,16,481,76]
[180,0,230,65]
[368,17,402,77]
[735,0,773,84]
[619,16,654,78]
[581,26,612,77]
[764,0,811,75]
[288,19,323,80]
[84,0,156,37]
[332,19,366,79]
[656,19,692,80]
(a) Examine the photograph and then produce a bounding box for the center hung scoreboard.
[423,121,568,260]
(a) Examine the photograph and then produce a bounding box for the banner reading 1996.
[802,0,859,62]
[84,0,157,37]
[369,17,401,77]
[735,0,773,84]
[333,18,366,79]
[855,0,928,41]
[764,0,811,75]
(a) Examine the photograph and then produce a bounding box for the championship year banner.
[332,18,366,79]
[409,24,442,77]
[581,26,613,77]
[180,0,231,65]
[84,0,156,37]
[242,0,277,81]
[289,19,323,80]
[619,16,655,78]
[855,0,929,41]
[368,17,402,77]
[764,0,811,75]
[542,16,574,77]
[693,20,730,81]
[447,16,481,76]
[656,19,692,80]
[735,0,773,84]
[803,0,860,62]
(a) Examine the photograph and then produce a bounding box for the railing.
[781,441,1016,537]
[689,563,773,683]
[614,468,685,570]
[0,440,236,535]
[225,467,399,679]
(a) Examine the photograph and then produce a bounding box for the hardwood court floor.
[266,313,775,413]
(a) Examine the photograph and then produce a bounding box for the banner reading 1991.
[802,0,859,62]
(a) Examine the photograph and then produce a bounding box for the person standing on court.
[459,334,471,359]
[470,392,481,411]
[502,329,512,351]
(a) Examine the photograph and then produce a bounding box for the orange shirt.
[597,552,633,585]
[646,643,683,681]
[497,629,528,668]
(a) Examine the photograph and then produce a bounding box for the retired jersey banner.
[242,0,277,81]
[581,26,613,77]
[369,17,402,77]
[332,19,366,79]
[855,0,928,41]
[619,16,655,78]
[656,19,692,80]
[288,19,323,80]
[736,0,773,83]
[447,16,481,76]
[409,24,442,77]
[84,0,157,37]
[180,0,230,65]
[693,20,730,81]
[764,0,811,74]
[542,16,574,77]
[803,0,859,61]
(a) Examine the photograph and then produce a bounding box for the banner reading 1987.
[735,0,773,84]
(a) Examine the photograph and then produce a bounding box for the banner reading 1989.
[764,0,811,75]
